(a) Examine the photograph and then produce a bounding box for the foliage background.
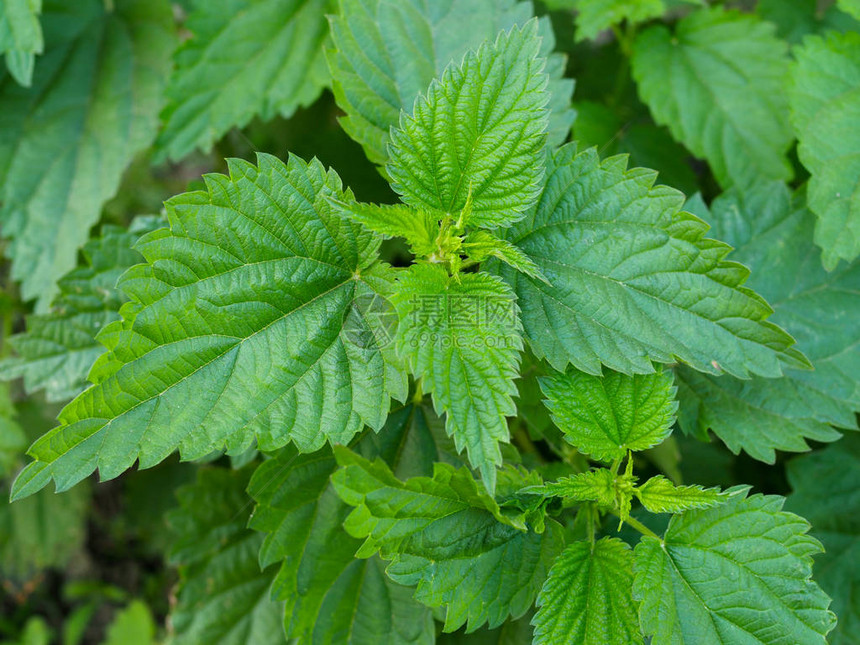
[0,0,857,643]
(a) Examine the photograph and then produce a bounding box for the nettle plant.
[3,0,859,644]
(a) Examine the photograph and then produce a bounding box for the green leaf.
[331,447,564,632]
[490,143,805,378]
[328,0,575,166]
[0,0,42,86]
[0,217,163,403]
[533,537,639,645]
[787,436,860,645]
[167,466,282,645]
[0,0,175,308]
[154,0,332,163]
[462,231,547,283]
[248,408,444,643]
[633,487,836,644]
[11,154,405,500]
[332,200,438,257]
[676,182,858,462]
[839,0,860,20]
[571,0,666,42]
[540,366,676,461]
[631,7,793,189]
[789,31,860,268]
[102,601,155,645]
[387,20,548,230]
[391,264,522,493]
[635,475,727,513]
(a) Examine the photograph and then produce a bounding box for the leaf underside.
[0,0,174,308]
[155,0,332,163]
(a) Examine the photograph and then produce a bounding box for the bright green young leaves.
[332,448,564,632]
[328,0,574,166]
[540,367,677,462]
[387,21,549,229]
[332,200,438,257]
[492,143,806,379]
[0,0,42,86]
[537,469,726,522]
[632,8,793,189]
[391,265,522,493]
[677,183,859,462]
[789,31,860,268]
[634,488,836,644]
[0,217,163,403]
[11,155,404,500]
[167,467,283,645]
[533,538,639,645]
[634,475,727,513]
[0,0,175,308]
[248,443,433,644]
[155,0,332,163]
[787,437,860,645]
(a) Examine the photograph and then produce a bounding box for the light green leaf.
[391,264,522,493]
[633,487,836,644]
[102,601,155,645]
[631,7,793,189]
[387,20,548,229]
[332,200,438,257]
[167,467,283,645]
[533,538,639,645]
[571,0,665,42]
[462,231,547,283]
[635,475,727,513]
[490,143,805,379]
[789,31,860,268]
[537,469,616,506]
[839,0,860,20]
[332,447,564,632]
[0,0,174,308]
[0,217,163,403]
[540,366,677,462]
[248,409,443,644]
[11,154,405,500]
[0,0,42,86]
[328,0,574,166]
[787,436,860,645]
[154,0,332,163]
[676,182,858,463]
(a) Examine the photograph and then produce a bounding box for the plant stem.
[615,512,661,541]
